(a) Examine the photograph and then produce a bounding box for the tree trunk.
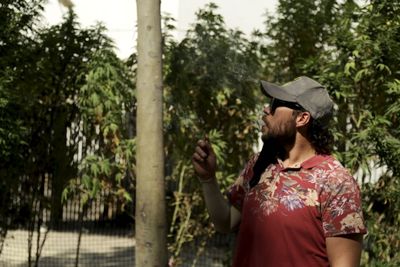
[135,0,167,266]
[51,107,69,225]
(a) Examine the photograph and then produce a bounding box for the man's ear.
[296,111,311,127]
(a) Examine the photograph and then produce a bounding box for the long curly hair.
[291,109,333,155]
[307,117,333,155]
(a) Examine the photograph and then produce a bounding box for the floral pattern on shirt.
[227,154,367,237]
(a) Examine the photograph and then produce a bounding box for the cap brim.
[260,80,296,102]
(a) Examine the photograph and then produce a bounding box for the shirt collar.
[277,154,332,170]
[301,154,332,169]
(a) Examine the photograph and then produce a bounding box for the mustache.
[261,115,269,126]
[257,118,268,128]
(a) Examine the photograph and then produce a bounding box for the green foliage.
[362,174,400,266]
[165,2,400,265]
[0,0,46,253]
[0,3,136,260]
[0,0,44,182]
[165,2,261,169]
[260,0,339,82]
[63,43,135,215]
[255,0,400,265]
[312,1,400,265]
[2,1,400,266]
[163,3,261,263]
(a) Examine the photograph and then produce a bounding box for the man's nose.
[263,105,271,115]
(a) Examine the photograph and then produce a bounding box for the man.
[192,76,366,267]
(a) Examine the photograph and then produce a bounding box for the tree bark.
[135,0,167,266]
[51,107,69,225]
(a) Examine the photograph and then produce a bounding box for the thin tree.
[135,0,167,266]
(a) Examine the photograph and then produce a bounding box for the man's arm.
[200,179,241,233]
[192,138,241,233]
[326,234,363,267]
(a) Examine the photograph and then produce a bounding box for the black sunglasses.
[269,98,304,114]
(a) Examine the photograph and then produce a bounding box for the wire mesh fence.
[0,174,234,267]
[0,227,234,267]
[1,228,134,267]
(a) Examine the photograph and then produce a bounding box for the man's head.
[260,76,334,122]
[259,76,334,154]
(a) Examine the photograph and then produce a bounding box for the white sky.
[43,0,277,59]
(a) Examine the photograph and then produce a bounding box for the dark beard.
[262,119,296,146]
[252,119,296,188]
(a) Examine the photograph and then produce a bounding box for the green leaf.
[344,61,355,76]
[90,163,99,177]
[82,174,92,189]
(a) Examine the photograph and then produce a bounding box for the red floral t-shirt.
[227,154,367,267]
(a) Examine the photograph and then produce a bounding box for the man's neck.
[281,137,316,168]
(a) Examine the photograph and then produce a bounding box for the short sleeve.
[226,154,258,211]
[320,166,367,237]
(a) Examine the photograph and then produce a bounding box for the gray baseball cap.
[260,76,334,120]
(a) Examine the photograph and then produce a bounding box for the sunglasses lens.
[268,99,302,114]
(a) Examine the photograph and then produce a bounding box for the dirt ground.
[0,230,229,267]
[0,229,135,267]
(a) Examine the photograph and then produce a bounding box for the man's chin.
[261,134,275,143]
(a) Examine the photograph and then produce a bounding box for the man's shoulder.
[302,154,341,171]
[312,155,358,188]
[312,154,347,171]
